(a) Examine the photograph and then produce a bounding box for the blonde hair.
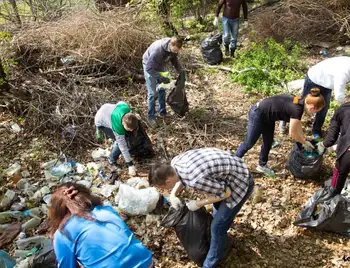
[304,88,325,110]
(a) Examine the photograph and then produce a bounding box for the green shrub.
[231,38,306,96]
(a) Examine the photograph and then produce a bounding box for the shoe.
[313,133,321,140]
[147,119,157,129]
[230,49,235,58]
[158,113,168,119]
[256,165,275,177]
[224,45,229,57]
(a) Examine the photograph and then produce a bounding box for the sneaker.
[256,165,275,177]
[147,119,157,129]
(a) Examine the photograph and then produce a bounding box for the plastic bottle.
[50,162,72,177]
[0,211,23,224]
[16,236,47,250]
[4,163,21,177]
[23,208,41,219]
[21,217,41,230]
[0,190,16,208]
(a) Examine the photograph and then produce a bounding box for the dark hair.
[304,88,325,109]
[48,182,102,237]
[123,113,139,130]
[148,163,176,186]
[170,36,183,49]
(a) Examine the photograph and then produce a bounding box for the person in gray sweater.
[142,36,185,127]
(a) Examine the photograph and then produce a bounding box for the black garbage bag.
[32,245,57,268]
[166,71,189,117]
[286,141,323,179]
[201,33,223,65]
[294,187,350,236]
[126,120,154,158]
[161,205,212,266]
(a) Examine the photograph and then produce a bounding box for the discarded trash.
[42,195,52,205]
[284,79,305,94]
[252,185,264,204]
[100,184,119,198]
[11,123,22,133]
[32,186,50,200]
[0,223,21,248]
[44,170,58,181]
[1,190,16,208]
[21,170,30,178]
[16,236,48,250]
[201,33,223,65]
[0,211,24,224]
[91,148,109,161]
[320,48,328,57]
[60,56,75,65]
[21,218,41,231]
[41,160,60,170]
[50,162,72,177]
[272,140,280,148]
[76,180,92,188]
[116,184,160,216]
[10,202,26,211]
[23,208,41,220]
[126,177,150,189]
[76,163,86,174]
[0,250,16,268]
[16,179,30,191]
[5,163,21,177]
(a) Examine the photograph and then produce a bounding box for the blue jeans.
[222,17,239,51]
[143,65,167,120]
[97,126,123,163]
[235,105,275,166]
[302,74,332,135]
[203,177,254,268]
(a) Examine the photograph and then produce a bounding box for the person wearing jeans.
[142,36,184,127]
[214,0,248,57]
[94,102,139,176]
[236,92,325,176]
[148,148,253,267]
[317,96,350,196]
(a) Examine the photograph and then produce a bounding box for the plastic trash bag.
[115,184,160,216]
[161,205,212,266]
[32,245,56,268]
[286,142,323,179]
[166,71,189,117]
[201,33,223,65]
[294,187,350,236]
[126,121,154,158]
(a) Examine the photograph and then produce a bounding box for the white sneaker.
[256,165,275,177]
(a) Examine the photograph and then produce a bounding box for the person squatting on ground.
[214,0,248,57]
[235,89,325,176]
[49,183,153,268]
[317,96,350,196]
[142,36,185,128]
[149,147,254,268]
[281,56,350,138]
[94,101,138,176]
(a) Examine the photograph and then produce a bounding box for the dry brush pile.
[251,0,350,43]
[0,8,156,147]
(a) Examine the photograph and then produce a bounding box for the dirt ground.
[0,42,349,268]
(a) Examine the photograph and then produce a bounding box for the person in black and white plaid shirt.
[148,147,254,268]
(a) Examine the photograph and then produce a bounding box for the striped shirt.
[171,148,252,208]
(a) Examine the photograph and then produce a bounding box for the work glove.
[303,141,315,152]
[213,17,219,26]
[186,200,202,211]
[316,142,326,155]
[128,165,137,176]
[169,195,182,210]
[158,76,170,84]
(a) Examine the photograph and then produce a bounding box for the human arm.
[170,56,183,74]
[54,233,78,268]
[242,0,248,20]
[215,0,225,17]
[323,111,341,148]
[333,74,348,103]
[145,50,165,81]
[169,181,185,209]
[114,134,136,175]
[187,187,231,211]
[289,118,307,144]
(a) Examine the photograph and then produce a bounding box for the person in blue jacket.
[48,183,153,268]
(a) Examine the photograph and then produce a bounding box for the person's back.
[54,205,153,268]
[94,103,117,129]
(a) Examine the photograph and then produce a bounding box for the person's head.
[148,163,178,190]
[122,113,138,132]
[343,95,350,104]
[169,36,183,54]
[304,88,325,114]
[48,183,102,237]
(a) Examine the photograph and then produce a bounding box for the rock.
[5,163,21,177]
[252,185,264,204]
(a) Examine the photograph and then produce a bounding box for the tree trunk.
[158,0,178,36]
[0,60,10,91]
[8,0,21,25]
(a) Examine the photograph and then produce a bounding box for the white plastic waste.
[91,148,109,161]
[5,163,21,177]
[284,79,305,94]
[126,177,150,189]
[0,190,16,208]
[32,186,50,200]
[115,184,160,216]
[100,184,119,198]
[40,159,61,170]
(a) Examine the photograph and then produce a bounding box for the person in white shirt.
[303,56,350,138]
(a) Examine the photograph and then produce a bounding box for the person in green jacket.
[95,102,139,176]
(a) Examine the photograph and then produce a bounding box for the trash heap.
[0,148,165,267]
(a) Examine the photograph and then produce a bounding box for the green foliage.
[231,38,306,96]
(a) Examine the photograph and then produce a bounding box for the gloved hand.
[303,141,315,152]
[158,76,170,84]
[316,142,326,155]
[128,165,137,176]
[213,17,219,26]
[169,195,182,210]
[186,200,202,211]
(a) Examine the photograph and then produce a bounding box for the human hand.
[128,165,137,176]
[316,142,326,155]
[303,141,315,152]
[169,195,182,210]
[213,17,219,26]
[186,200,202,211]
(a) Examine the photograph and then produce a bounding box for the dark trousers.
[333,150,350,194]
[235,105,275,166]
[302,74,332,135]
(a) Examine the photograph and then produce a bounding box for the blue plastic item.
[0,250,16,268]
[50,162,73,177]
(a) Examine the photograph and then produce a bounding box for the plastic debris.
[50,162,72,177]
[76,163,86,174]
[21,218,41,231]
[100,184,119,198]
[5,163,21,177]
[126,177,150,189]
[21,170,30,178]
[42,195,52,205]
[1,190,16,208]
[32,186,50,200]
[16,236,48,250]
[11,123,22,133]
[91,148,109,161]
[0,250,16,268]
[76,180,92,188]
[0,211,24,224]
[41,160,61,170]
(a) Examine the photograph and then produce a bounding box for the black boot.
[224,45,230,57]
[230,48,235,58]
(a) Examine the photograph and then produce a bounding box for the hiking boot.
[224,45,230,57]
[230,49,235,58]
[256,165,275,177]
